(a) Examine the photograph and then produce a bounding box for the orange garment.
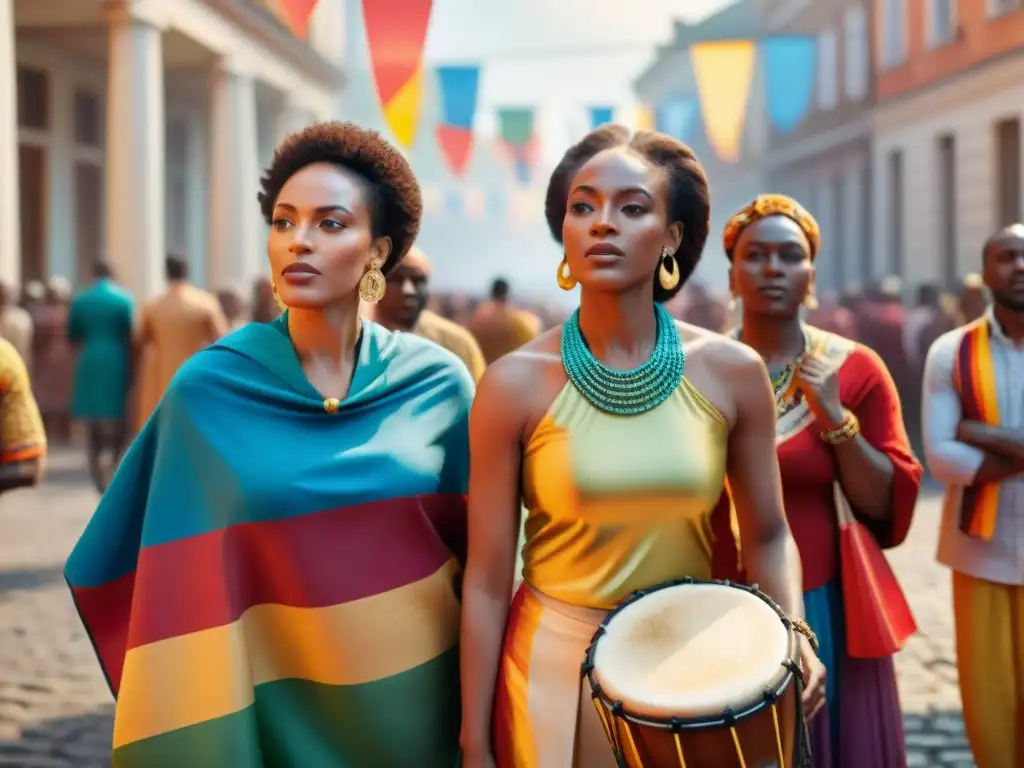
[133,284,228,432]
[467,303,539,364]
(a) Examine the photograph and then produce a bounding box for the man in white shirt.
[922,223,1024,768]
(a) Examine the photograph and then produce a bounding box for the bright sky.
[424,0,735,114]
[342,0,739,298]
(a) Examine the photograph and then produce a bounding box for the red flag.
[362,0,434,105]
[277,0,319,38]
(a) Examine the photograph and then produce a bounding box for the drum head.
[592,583,790,720]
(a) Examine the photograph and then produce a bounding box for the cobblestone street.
[0,450,973,766]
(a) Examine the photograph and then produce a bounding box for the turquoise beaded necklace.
[561,303,685,415]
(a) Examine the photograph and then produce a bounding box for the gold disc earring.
[557,256,577,291]
[359,265,386,303]
[658,247,680,292]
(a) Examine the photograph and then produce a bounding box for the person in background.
[68,262,134,493]
[904,283,957,449]
[923,223,1024,768]
[958,272,989,326]
[724,194,920,768]
[467,278,540,363]
[372,246,486,381]
[806,291,857,339]
[216,287,247,331]
[132,255,228,433]
[251,276,280,323]
[0,338,46,497]
[905,284,946,368]
[0,283,33,366]
[34,277,75,442]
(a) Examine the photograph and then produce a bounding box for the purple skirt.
[804,580,907,768]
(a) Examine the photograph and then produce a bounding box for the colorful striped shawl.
[65,315,473,767]
[954,318,1001,540]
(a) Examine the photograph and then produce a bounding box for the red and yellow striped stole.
[953,319,1002,540]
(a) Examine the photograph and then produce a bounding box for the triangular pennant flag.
[276,0,319,38]
[656,97,698,143]
[435,66,480,176]
[763,36,816,134]
[362,0,434,148]
[589,106,615,130]
[690,40,756,162]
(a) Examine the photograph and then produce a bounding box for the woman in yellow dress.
[459,124,827,768]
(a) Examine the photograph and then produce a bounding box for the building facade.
[633,0,767,289]
[760,0,875,295]
[871,0,1024,289]
[1,0,346,299]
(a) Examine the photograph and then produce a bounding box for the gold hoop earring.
[557,256,577,291]
[658,248,680,292]
[359,265,386,303]
[803,291,818,310]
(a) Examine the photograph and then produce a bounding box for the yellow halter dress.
[492,368,730,768]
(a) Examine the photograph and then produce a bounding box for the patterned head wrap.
[722,194,821,260]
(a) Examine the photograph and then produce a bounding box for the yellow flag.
[633,104,655,132]
[690,41,756,163]
[382,66,424,150]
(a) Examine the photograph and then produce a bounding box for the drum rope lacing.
[582,577,816,768]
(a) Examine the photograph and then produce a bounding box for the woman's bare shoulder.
[475,326,564,404]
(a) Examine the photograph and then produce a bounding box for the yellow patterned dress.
[493,376,730,768]
[0,338,46,465]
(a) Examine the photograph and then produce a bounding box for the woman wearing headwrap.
[720,194,922,768]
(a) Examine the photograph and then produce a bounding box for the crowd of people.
[0,119,1020,768]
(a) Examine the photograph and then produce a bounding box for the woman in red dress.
[721,194,922,768]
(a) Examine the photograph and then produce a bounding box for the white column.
[0,0,20,287]
[208,59,261,290]
[104,1,166,299]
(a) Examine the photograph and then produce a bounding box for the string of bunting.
[358,2,822,219]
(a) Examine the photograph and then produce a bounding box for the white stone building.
[1,0,346,299]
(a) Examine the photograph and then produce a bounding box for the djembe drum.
[582,578,811,768]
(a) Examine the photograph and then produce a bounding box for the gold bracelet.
[821,410,860,445]
[791,617,820,653]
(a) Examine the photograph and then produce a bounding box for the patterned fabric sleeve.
[0,340,47,463]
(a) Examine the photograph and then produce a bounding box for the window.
[74,163,103,285]
[16,66,49,130]
[844,5,869,100]
[833,173,847,289]
[988,0,1023,17]
[860,162,872,284]
[73,90,102,146]
[928,0,957,48]
[996,118,1022,228]
[881,0,907,69]
[888,149,905,277]
[936,135,957,287]
[816,29,838,110]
